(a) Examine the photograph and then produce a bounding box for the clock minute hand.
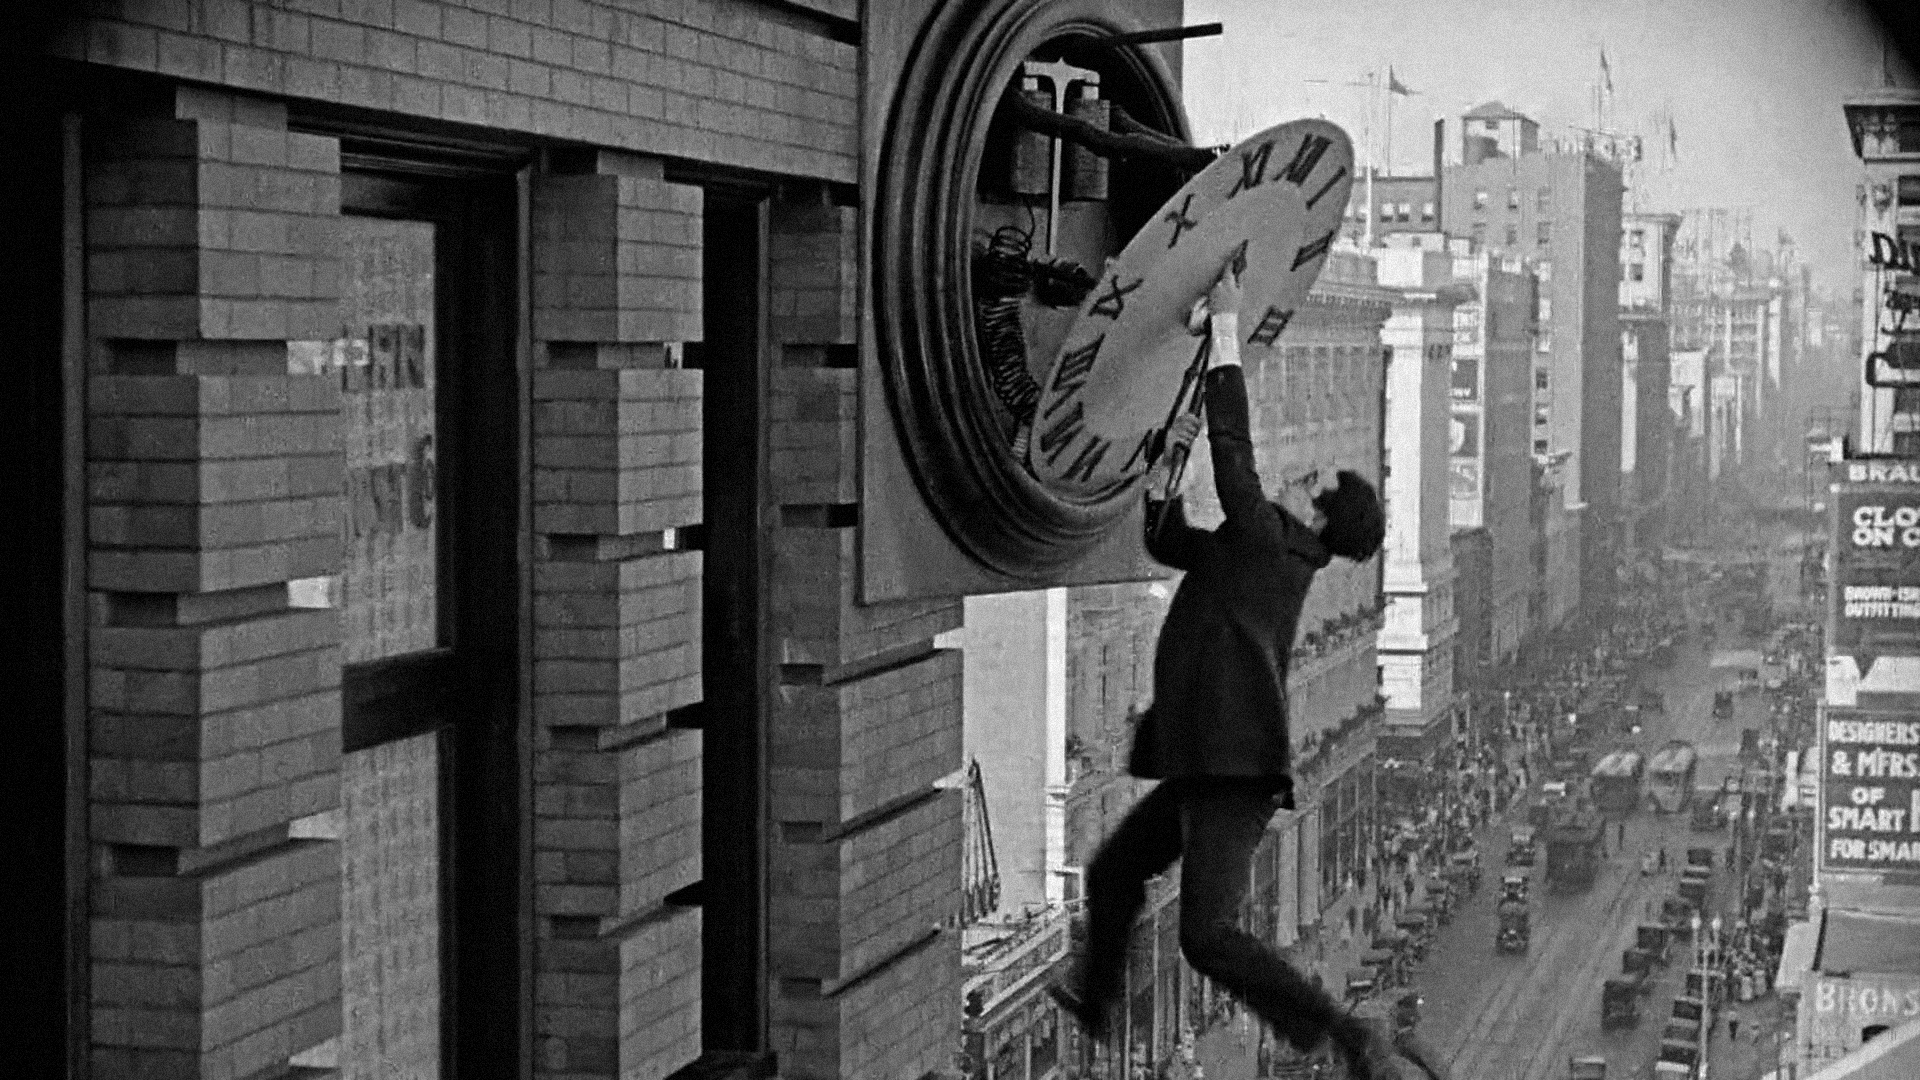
[1150,332,1215,541]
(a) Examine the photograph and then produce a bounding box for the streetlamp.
[1692,911,1704,974]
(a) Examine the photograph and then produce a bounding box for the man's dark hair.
[1313,470,1385,562]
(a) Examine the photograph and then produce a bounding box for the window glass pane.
[338,217,439,664]
[343,734,442,1078]
[334,214,444,1080]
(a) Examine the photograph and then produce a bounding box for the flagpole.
[1385,71,1395,176]
[1364,69,1377,247]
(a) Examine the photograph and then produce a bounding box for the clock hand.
[1150,333,1215,542]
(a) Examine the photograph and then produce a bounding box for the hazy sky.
[1181,0,1911,289]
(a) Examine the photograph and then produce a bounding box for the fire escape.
[959,757,1002,926]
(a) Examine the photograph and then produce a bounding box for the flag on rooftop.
[1388,67,1413,97]
[1600,47,1613,93]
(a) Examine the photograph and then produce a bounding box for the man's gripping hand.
[1143,413,1204,501]
[1186,261,1244,369]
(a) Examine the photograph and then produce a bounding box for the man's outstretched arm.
[1198,288,1294,554]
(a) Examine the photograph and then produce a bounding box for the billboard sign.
[1820,711,1920,874]
[1799,971,1920,1073]
[1450,460,1481,503]
[1450,352,1480,403]
[1831,460,1920,657]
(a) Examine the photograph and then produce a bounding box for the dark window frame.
[331,156,533,1080]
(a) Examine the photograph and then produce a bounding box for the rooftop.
[1816,908,1920,976]
[1464,100,1530,122]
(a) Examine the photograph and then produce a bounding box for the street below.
[1399,628,1774,1080]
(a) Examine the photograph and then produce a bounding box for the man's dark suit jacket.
[1126,365,1331,795]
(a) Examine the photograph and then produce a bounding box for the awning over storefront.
[1804,1016,1920,1080]
[1777,920,1819,994]
[1816,908,1920,976]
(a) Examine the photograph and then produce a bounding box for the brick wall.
[53,0,858,183]
[529,151,706,1080]
[84,86,349,1080]
[764,194,966,1079]
[63,5,965,1080]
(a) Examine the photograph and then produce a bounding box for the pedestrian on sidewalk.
[1049,267,1421,1080]
[1727,1005,1741,1042]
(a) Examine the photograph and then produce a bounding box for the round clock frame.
[874,0,1191,582]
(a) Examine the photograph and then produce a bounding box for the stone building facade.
[1373,249,1463,766]
[13,2,1197,1078]
[1443,119,1624,619]
[1447,250,1536,665]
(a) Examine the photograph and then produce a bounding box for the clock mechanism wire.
[969,220,1099,459]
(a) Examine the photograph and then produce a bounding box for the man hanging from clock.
[1049,265,1445,1080]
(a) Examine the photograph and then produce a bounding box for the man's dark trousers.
[1081,776,1362,1056]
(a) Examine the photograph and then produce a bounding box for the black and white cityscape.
[13,3,1920,1080]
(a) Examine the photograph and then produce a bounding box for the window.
[1535,260,1552,282]
[1536,369,1550,391]
[1507,187,1520,210]
[1537,188,1550,211]
[1378,202,1392,220]
[1629,263,1645,282]
[1629,228,1646,249]
[1397,202,1412,223]
[1473,189,1488,210]
[1422,201,1436,221]
[1484,119,1500,132]
[1470,222,1486,249]
[1535,405,1550,427]
[1899,175,1920,206]
[1538,296,1552,321]
[1534,437,1550,453]
[1537,221,1552,245]
[1900,122,1920,154]
[1505,224,1519,246]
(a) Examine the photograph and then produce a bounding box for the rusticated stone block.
[770,649,962,828]
[532,367,702,538]
[769,789,961,988]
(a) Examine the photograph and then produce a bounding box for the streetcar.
[1647,740,1698,814]
[1590,749,1646,816]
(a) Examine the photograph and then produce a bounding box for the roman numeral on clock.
[1291,226,1338,271]
[1062,435,1111,483]
[1039,400,1086,464]
[1046,336,1104,415]
[1090,276,1142,319]
[1247,306,1296,346]
[1228,140,1275,197]
[1164,193,1199,248]
[1306,166,1347,210]
[1280,133,1332,186]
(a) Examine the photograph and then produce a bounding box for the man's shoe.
[1338,1028,1407,1080]
[1046,977,1111,1044]
[1392,1033,1449,1080]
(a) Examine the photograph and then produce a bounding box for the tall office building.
[1443,104,1625,619]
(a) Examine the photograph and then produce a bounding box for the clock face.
[1028,119,1355,493]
